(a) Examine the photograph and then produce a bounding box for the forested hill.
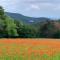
[6,12,50,24]
[0,6,60,38]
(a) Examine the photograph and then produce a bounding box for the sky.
[0,0,60,18]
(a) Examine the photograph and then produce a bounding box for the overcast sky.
[0,0,60,18]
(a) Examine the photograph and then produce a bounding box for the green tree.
[15,20,37,38]
[0,6,18,38]
[4,16,18,37]
[38,20,56,38]
[0,6,5,19]
[53,30,60,38]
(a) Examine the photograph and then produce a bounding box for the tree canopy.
[0,6,60,38]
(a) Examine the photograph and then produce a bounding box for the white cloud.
[0,0,59,12]
[30,4,40,10]
[53,4,60,11]
[24,2,60,12]
[24,4,40,11]
[0,0,21,12]
[0,0,60,18]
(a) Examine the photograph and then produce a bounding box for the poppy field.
[0,39,60,60]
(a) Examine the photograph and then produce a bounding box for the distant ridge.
[6,12,50,24]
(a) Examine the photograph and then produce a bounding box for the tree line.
[0,6,60,38]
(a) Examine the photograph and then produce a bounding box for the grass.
[0,39,59,60]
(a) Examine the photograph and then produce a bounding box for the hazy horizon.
[0,0,60,18]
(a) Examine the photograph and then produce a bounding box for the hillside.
[6,12,50,24]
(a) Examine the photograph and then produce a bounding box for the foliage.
[0,6,60,38]
[0,6,18,38]
[53,30,60,38]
